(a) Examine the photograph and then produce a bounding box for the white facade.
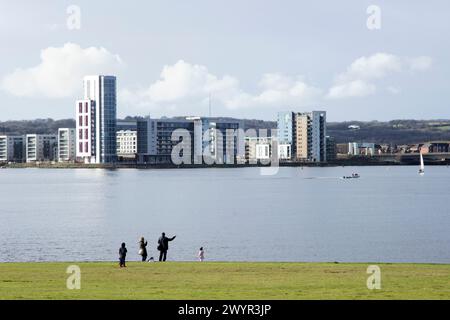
[256,144,270,160]
[246,136,272,163]
[0,135,25,162]
[117,130,137,157]
[26,134,57,162]
[348,142,375,156]
[58,128,76,162]
[79,75,117,164]
[278,144,292,160]
[76,99,96,163]
[0,135,7,161]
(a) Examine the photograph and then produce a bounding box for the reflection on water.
[0,166,449,263]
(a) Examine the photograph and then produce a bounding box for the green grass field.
[0,262,449,300]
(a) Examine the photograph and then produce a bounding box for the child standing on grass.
[198,247,205,262]
[119,242,127,267]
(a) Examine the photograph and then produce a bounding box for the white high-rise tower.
[76,75,117,164]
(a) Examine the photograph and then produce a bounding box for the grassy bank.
[0,262,449,300]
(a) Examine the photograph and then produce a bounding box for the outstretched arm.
[169,236,176,241]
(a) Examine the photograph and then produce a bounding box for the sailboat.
[419,153,425,175]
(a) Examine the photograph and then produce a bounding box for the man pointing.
[157,232,176,262]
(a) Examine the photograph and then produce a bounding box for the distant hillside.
[328,120,450,145]
[0,119,75,136]
[1,118,449,145]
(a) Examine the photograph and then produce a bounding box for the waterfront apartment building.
[76,99,96,163]
[117,130,137,159]
[57,128,76,162]
[0,135,25,163]
[137,117,243,164]
[277,110,327,162]
[295,111,326,162]
[26,134,57,163]
[277,111,295,160]
[326,136,337,161]
[137,118,196,164]
[245,136,272,163]
[76,75,117,164]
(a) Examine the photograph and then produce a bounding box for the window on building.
[85,129,88,139]
[85,115,89,126]
[85,102,88,113]
[85,142,88,153]
[79,116,82,126]
[79,103,82,113]
[79,129,82,140]
[79,142,83,153]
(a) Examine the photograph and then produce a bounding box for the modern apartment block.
[137,117,243,164]
[26,134,57,163]
[326,136,337,161]
[277,111,295,160]
[57,128,76,162]
[76,99,96,163]
[76,75,117,164]
[137,118,196,164]
[0,135,25,163]
[117,130,137,159]
[295,111,326,162]
[245,136,272,163]
[277,110,327,162]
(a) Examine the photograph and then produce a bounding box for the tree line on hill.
[1,118,449,145]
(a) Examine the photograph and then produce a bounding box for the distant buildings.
[0,135,25,162]
[326,136,336,161]
[277,111,327,162]
[136,117,243,164]
[26,134,57,163]
[117,130,137,159]
[76,75,117,164]
[245,136,272,163]
[335,142,385,157]
[421,141,450,154]
[57,128,76,162]
[348,142,376,156]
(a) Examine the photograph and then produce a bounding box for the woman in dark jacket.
[139,237,148,262]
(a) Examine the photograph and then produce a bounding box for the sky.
[0,0,449,121]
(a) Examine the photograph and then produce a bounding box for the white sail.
[419,153,425,174]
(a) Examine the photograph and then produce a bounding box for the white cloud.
[328,80,376,99]
[327,53,432,99]
[1,42,123,98]
[120,60,321,113]
[408,56,433,71]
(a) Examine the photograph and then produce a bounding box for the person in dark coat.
[157,232,176,262]
[119,242,127,267]
[139,237,148,262]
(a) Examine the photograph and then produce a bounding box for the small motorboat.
[343,173,360,179]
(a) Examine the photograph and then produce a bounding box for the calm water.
[0,166,449,263]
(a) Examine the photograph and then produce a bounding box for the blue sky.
[0,0,449,121]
